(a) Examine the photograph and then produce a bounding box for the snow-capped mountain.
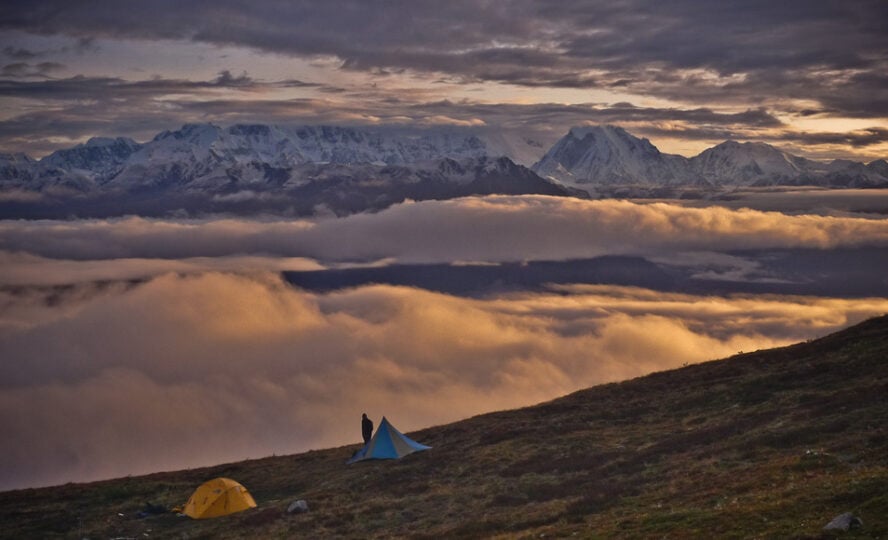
[532,126,700,186]
[2,122,886,218]
[2,123,503,188]
[0,153,37,183]
[818,158,888,187]
[689,141,826,186]
[42,137,142,177]
[475,130,550,167]
[868,159,888,177]
[89,123,503,191]
[0,123,514,193]
[533,126,888,188]
[145,123,492,165]
[287,125,491,165]
[0,123,575,218]
[690,142,888,187]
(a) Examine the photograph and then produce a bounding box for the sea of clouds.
[2,196,887,490]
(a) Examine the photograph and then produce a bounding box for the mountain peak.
[5,123,887,203]
[532,125,690,186]
[0,152,36,165]
[153,123,223,143]
[83,136,138,148]
[566,125,656,151]
[40,136,142,175]
[692,140,808,185]
[181,122,222,132]
[711,139,781,153]
[534,126,887,188]
[867,159,888,176]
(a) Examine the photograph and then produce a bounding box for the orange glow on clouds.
[2,197,888,270]
[1,272,886,490]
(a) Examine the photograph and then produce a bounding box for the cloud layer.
[3,1,885,101]
[2,197,887,267]
[1,1,886,159]
[1,197,887,490]
[2,271,886,490]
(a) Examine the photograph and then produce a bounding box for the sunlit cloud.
[2,271,885,490]
[2,197,887,265]
[0,251,324,286]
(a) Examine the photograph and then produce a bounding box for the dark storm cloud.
[2,0,885,116]
[0,79,877,160]
[817,72,888,118]
[0,109,173,158]
[210,69,253,87]
[774,128,888,149]
[0,75,187,100]
[652,66,888,119]
[2,46,40,60]
[0,66,789,156]
[0,72,332,153]
[178,97,776,129]
[552,1,883,73]
[5,1,882,73]
[0,61,64,77]
[429,101,784,130]
[0,71,322,101]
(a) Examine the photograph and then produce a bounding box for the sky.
[1,1,887,160]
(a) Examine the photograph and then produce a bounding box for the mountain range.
[1,123,885,218]
[533,125,888,189]
[0,124,575,217]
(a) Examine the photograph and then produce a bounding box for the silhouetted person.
[362,413,373,445]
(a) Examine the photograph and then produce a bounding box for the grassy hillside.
[2,315,887,539]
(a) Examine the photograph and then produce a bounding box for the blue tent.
[347,417,431,464]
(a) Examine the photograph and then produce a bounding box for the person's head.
[362,413,367,419]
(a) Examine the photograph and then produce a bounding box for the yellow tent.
[182,477,257,519]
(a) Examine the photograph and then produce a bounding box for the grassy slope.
[1,315,887,539]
